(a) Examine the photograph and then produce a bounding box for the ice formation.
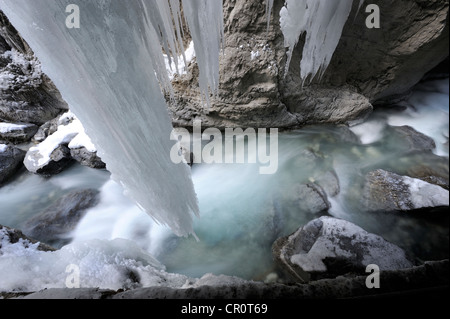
[0,0,357,237]
[280,0,354,84]
[0,0,228,236]
[181,0,224,105]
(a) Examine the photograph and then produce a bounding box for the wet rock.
[0,143,25,185]
[272,216,414,282]
[22,189,100,246]
[390,125,437,151]
[294,183,330,214]
[361,169,449,212]
[0,122,38,144]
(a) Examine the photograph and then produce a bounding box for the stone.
[272,216,414,282]
[24,144,74,176]
[0,143,25,185]
[0,122,38,144]
[32,117,60,143]
[361,169,449,212]
[390,125,437,152]
[294,183,330,214]
[22,189,100,246]
[70,147,106,169]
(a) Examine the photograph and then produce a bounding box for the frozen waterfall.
[0,0,355,237]
[0,0,223,237]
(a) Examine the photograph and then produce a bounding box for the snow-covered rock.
[0,122,38,143]
[361,169,449,212]
[272,216,414,282]
[24,111,104,175]
[0,143,25,185]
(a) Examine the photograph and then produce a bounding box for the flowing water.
[0,78,448,282]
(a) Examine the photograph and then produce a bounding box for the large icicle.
[181,0,224,106]
[0,0,225,237]
[280,0,354,84]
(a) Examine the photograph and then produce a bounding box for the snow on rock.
[0,226,192,292]
[273,216,414,282]
[0,122,38,143]
[361,169,449,212]
[23,111,102,175]
[0,225,254,293]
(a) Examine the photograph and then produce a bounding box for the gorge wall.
[169,0,449,129]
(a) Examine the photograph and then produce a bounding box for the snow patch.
[0,144,8,152]
[0,122,30,134]
[403,176,449,209]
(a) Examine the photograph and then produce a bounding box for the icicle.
[266,0,274,31]
[280,0,354,84]
[181,0,224,107]
[0,0,203,237]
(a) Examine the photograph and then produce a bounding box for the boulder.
[24,112,101,176]
[361,169,449,212]
[390,125,437,152]
[24,144,74,176]
[272,216,414,282]
[22,189,100,246]
[0,224,55,252]
[0,122,38,144]
[0,143,25,185]
[70,147,106,169]
[294,183,330,215]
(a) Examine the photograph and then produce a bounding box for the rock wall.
[0,10,68,125]
[169,0,449,129]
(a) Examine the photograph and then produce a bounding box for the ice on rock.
[0,0,217,236]
[280,0,354,84]
[266,0,274,30]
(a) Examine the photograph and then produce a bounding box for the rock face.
[0,10,68,125]
[22,189,100,246]
[0,224,55,252]
[168,0,448,129]
[0,143,25,185]
[272,216,414,282]
[361,169,449,212]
